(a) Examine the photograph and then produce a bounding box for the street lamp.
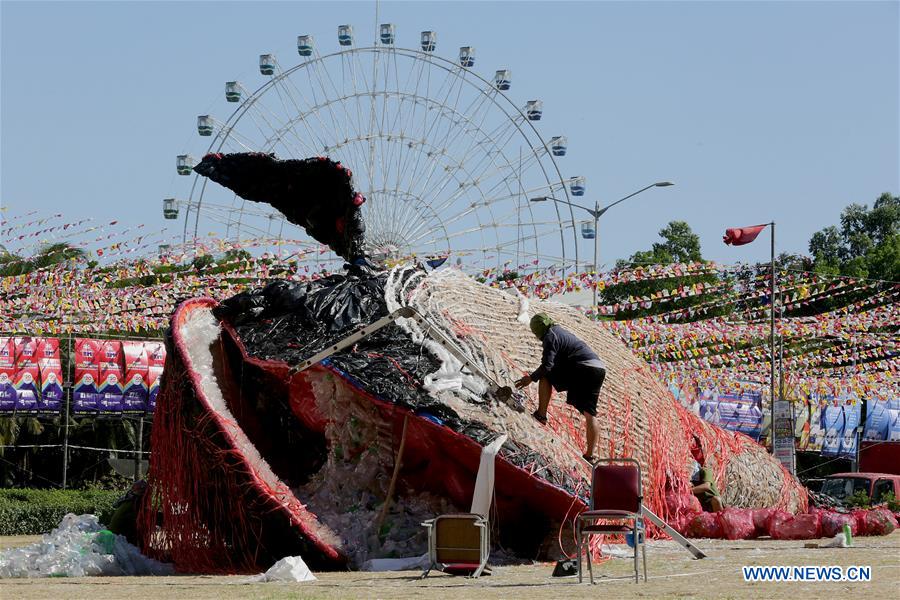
[530,181,674,313]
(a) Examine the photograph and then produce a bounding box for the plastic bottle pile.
[0,514,173,578]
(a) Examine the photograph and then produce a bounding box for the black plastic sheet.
[194,152,367,261]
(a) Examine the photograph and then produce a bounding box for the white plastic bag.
[245,556,317,582]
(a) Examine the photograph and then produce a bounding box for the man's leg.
[536,377,552,418]
[583,411,598,458]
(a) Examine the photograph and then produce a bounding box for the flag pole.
[769,221,776,452]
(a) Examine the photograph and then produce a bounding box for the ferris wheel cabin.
[459,46,475,67]
[158,244,171,257]
[163,198,179,220]
[570,176,586,196]
[421,31,436,52]
[581,221,596,239]
[380,24,395,45]
[176,155,194,175]
[525,100,543,121]
[550,136,567,156]
[494,70,511,90]
[338,25,353,46]
[197,115,213,136]
[297,35,314,57]
[259,54,276,75]
[225,82,241,103]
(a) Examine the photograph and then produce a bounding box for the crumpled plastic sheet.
[244,555,317,582]
[362,554,429,572]
[0,513,174,578]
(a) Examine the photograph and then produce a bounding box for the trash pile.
[681,506,898,540]
[0,513,173,578]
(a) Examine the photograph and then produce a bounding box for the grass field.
[2,532,899,599]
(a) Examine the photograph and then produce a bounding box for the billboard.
[0,338,16,412]
[37,338,63,414]
[698,388,763,440]
[97,341,124,416]
[13,337,40,414]
[145,341,166,414]
[122,341,149,414]
[820,401,845,457]
[863,398,891,442]
[73,338,101,414]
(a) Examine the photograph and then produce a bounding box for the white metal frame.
[171,29,582,273]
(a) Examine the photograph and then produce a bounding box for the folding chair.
[421,434,506,579]
[576,457,647,584]
[420,513,490,578]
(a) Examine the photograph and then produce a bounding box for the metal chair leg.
[576,533,583,583]
[642,538,648,582]
[633,524,639,583]
[586,537,594,584]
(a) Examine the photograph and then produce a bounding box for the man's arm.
[692,482,713,495]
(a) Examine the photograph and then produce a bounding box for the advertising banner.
[13,337,39,413]
[0,338,16,412]
[793,398,812,451]
[122,341,149,413]
[805,396,826,453]
[863,398,890,442]
[73,338,101,414]
[820,401,845,457]
[698,388,763,440]
[839,403,861,458]
[773,399,795,474]
[36,338,63,414]
[889,409,900,442]
[145,341,166,414]
[98,341,124,416]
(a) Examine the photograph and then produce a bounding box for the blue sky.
[2,1,897,268]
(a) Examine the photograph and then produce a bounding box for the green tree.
[627,220,703,265]
[602,221,727,321]
[809,192,900,280]
[0,242,86,276]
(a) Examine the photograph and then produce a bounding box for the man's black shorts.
[565,366,606,416]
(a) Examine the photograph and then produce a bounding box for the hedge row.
[0,488,120,535]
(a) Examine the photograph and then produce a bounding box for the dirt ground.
[1,532,898,600]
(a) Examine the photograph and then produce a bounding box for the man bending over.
[515,313,606,462]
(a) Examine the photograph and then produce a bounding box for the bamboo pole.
[374,413,409,540]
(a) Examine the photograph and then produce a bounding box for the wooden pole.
[374,413,409,540]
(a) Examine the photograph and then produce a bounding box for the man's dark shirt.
[530,325,604,391]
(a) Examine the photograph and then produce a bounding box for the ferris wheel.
[164,24,585,271]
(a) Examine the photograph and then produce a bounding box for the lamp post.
[530,181,674,312]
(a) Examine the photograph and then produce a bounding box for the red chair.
[576,458,647,583]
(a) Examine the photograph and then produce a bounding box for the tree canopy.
[809,192,899,281]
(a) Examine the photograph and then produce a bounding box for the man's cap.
[529,313,554,339]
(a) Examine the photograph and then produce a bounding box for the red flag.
[723,224,767,246]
